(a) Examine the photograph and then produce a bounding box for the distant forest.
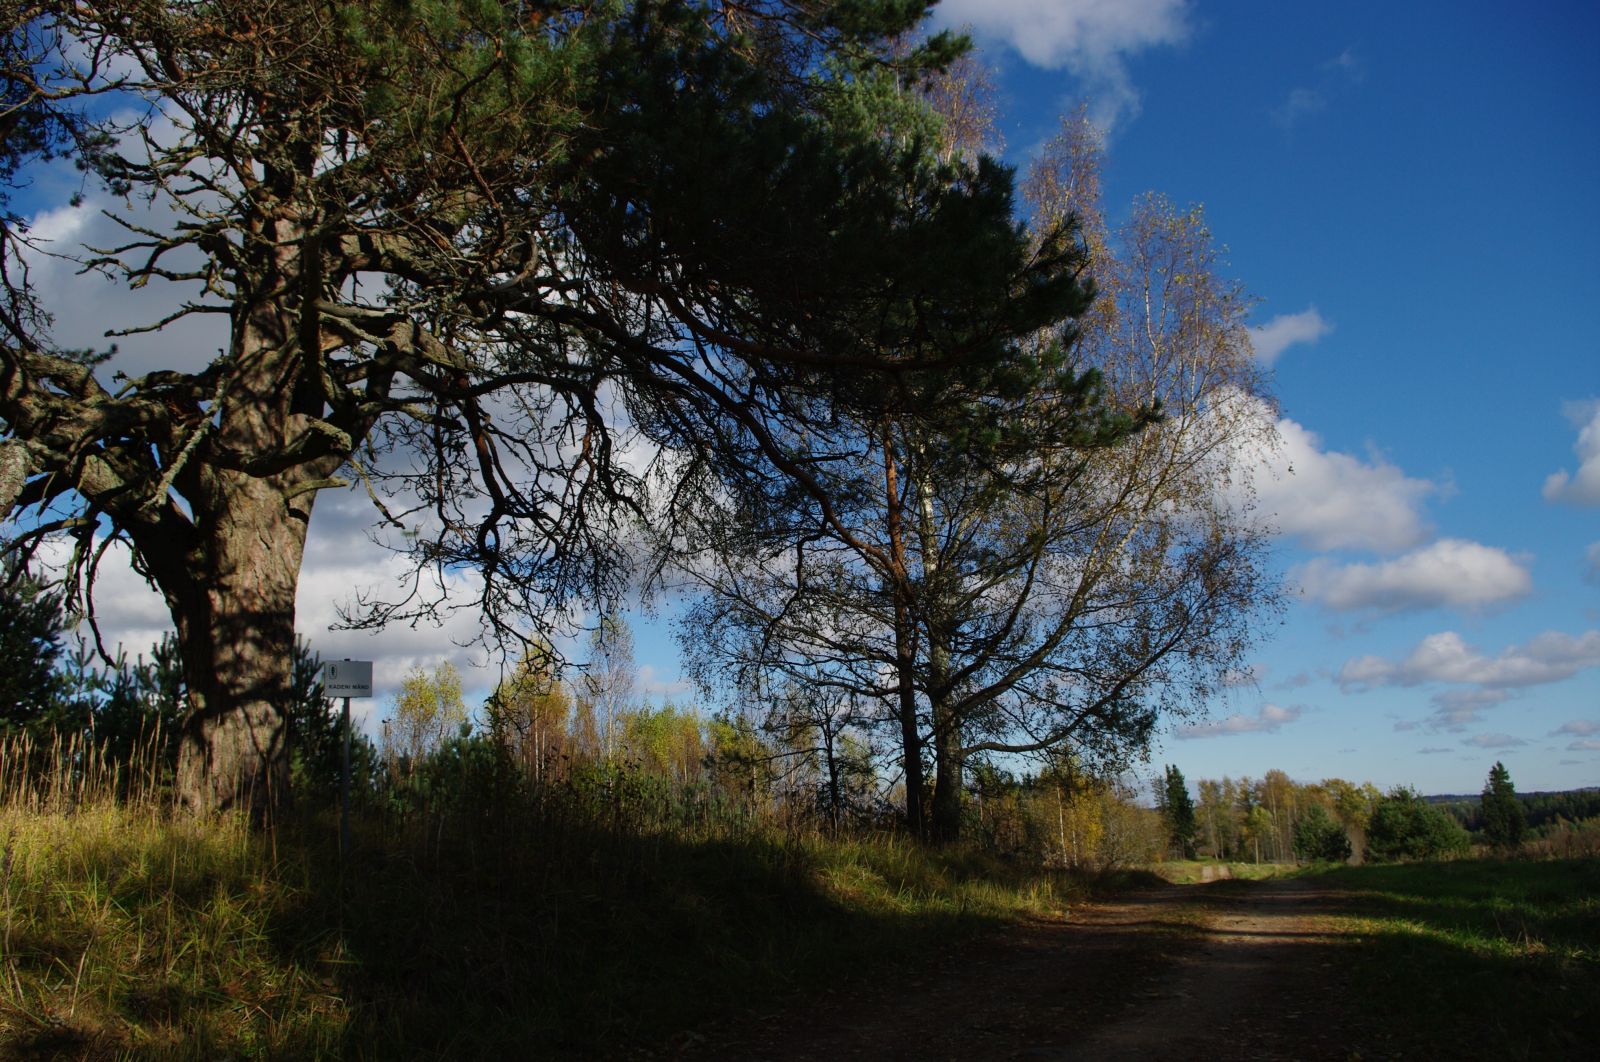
[1429,788,1600,833]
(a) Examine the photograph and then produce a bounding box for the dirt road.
[693,878,1368,1061]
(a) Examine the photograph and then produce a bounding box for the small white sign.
[323,659,373,698]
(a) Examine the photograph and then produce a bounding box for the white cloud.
[31,538,174,661]
[1543,401,1600,506]
[23,189,229,382]
[1273,671,1313,691]
[1419,688,1510,732]
[1219,664,1264,688]
[1553,720,1600,737]
[1175,702,1301,739]
[1248,307,1332,366]
[636,663,691,700]
[28,506,499,724]
[1295,539,1531,613]
[1463,733,1526,749]
[934,0,1191,132]
[1568,739,1600,752]
[1339,629,1600,692]
[1244,409,1437,553]
[1585,542,1600,585]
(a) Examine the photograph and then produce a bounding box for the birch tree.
[680,110,1279,842]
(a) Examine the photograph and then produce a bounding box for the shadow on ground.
[699,869,1600,1062]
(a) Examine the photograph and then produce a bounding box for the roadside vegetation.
[0,728,1094,1058]
[1304,857,1600,1059]
[4,693,1598,1055]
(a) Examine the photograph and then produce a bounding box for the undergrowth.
[0,733,1085,1058]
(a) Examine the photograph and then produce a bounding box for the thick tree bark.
[170,469,311,817]
[160,201,331,818]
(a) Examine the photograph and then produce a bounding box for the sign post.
[322,660,373,861]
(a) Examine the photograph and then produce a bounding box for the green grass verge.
[0,803,1085,1058]
[1307,858,1600,1059]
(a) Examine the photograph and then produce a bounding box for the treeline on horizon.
[1163,763,1600,866]
[7,570,1597,872]
[1432,787,1600,834]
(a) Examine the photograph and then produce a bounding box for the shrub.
[1292,802,1352,863]
[1366,787,1470,861]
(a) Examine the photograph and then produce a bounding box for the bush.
[1366,787,1470,861]
[1292,802,1352,863]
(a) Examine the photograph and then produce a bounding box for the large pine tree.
[1480,760,1527,851]
[2,2,1091,816]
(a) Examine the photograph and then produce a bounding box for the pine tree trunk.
[913,454,961,845]
[167,198,325,819]
[929,689,962,844]
[880,426,926,837]
[172,469,310,818]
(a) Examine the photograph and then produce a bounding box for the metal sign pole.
[322,658,372,865]
[341,695,352,861]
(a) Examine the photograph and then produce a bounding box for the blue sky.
[14,1,1598,796]
[918,0,1599,794]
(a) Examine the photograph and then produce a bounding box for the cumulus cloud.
[1175,703,1301,739]
[1419,688,1511,732]
[1339,629,1600,692]
[30,505,500,725]
[933,0,1190,131]
[1553,720,1600,737]
[1568,739,1600,753]
[31,538,175,661]
[1295,539,1531,614]
[1248,307,1332,366]
[1543,401,1600,506]
[21,123,230,383]
[1242,407,1437,553]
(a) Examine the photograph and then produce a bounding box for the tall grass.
[0,731,1082,1058]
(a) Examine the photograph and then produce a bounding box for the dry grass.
[0,732,1093,1058]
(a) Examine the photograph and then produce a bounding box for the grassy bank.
[0,792,1081,1058]
[1307,858,1600,1059]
